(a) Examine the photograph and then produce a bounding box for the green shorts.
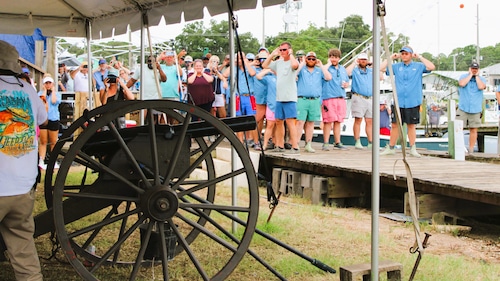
[296,97,321,122]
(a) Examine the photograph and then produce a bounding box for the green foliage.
[60,14,500,71]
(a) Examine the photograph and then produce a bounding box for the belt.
[298,96,319,100]
[353,93,371,99]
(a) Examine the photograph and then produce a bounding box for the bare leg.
[365,118,373,142]
[469,127,478,152]
[322,122,332,143]
[333,121,342,144]
[275,119,285,148]
[286,118,299,149]
[304,121,315,143]
[353,117,362,141]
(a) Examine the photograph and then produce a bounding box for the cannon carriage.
[34,100,262,280]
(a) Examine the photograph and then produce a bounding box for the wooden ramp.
[262,143,500,207]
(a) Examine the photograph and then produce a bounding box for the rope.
[378,0,424,255]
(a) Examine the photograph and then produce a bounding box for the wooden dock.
[262,143,500,210]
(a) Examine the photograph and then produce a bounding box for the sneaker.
[254,143,262,151]
[284,142,292,150]
[367,143,372,149]
[38,159,47,170]
[409,145,421,158]
[246,139,255,148]
[304,142,315,153]
[354,139,364,150]
[322,143,330,151]
[333,143,348,150]
[283,148,300,156]
[54,162,60,169]
[380,145,396,155]
[270,147,285,153]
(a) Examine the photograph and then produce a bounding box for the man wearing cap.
[181,55,194,101]
[159,50,184,103]
[296,51,332,153]
[58,63,70,92]
[457,62,487,155]
[93,58,109,107]
[71,60,91,130]
[321,48,350,151]
[380,46,435,157]
[0,40,46,281]
[262,41,300,155]
[296,50,305,64]
[346,52,374,149]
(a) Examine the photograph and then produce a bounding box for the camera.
[108,77,117,83]
[47,90,52,95]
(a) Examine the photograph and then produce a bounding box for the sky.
[81,0,498,57]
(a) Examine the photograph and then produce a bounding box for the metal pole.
[86,21,93,110]
[262,7,265,47]
[324,0,327,28]
[229,6,238,233]
[371,2,381,280]
[476,3,480,63]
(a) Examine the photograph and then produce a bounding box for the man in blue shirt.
[379,46,435,157]
[346,53,374,149]
[93,58,109,107]
[321,48,350,151]
[457,62,487,155]
[296,51,331,152]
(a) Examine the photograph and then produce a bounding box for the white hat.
[184,55,193,62]
[42,76,54,84]
[306,51,317,58]
[358,53,368,60]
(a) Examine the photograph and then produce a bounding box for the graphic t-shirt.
[0,75,47,196]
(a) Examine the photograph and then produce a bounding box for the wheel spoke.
[171,137,223,191]
[129,220,153,280]
[108,121,152,189]
[157,222,170,281]
[62,191,139,203]
[146,110,161,185]
[76,150,144,194]
[174,212,238,253]
[168,218,210,281]
[90,214,147,273]
[68,208,140,239]
[163,112,192,184]
[177,167,247,197]
[180,202,250,213]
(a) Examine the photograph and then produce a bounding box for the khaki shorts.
[456,109,481,128]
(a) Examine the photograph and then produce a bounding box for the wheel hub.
[140,185,179,221]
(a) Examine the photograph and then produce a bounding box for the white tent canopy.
[0,0,285,39]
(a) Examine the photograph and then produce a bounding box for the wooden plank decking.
[263,142,500,206]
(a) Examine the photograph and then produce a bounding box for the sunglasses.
[306,58,316,61]
[279,48,288,52]
[248,59,254,62]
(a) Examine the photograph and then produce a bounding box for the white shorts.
[212,94,225,107]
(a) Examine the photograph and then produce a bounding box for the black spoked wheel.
[51,100,259,281]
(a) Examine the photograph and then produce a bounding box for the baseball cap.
[202,56,209,60]
[380,99,386,105]
[306,51,316,58]
[43,76,54,84]
[107,68,119,78]
[184,55,193,62]
[399,46,413,53]
[81,61,88,66]
[0,40,22,74]
[22,67,30,74]
[296,50,305,57]
[257,51,268,59]
[165,50,175,56]
[470,62,479,68]
[98,58,107,64]
[358,53,368,60]
[258,47,269,53]
[246,53,256,60]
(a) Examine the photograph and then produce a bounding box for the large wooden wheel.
[47,100,259,280]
